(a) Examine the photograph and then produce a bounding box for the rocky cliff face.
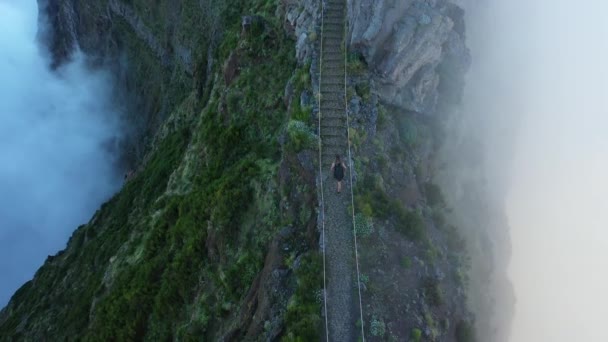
[348,0,470,114]
[346,0,513,340]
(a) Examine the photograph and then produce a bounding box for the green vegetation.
[349,127,367,152]
[401,256,413,268]
[347,52,366,75]
[423,277,444,307]
[284,253,323,341]
[287,120,317,152]
[355,175,426,240]
[370,316,386,337]
[354,213,374,237]
[425,312,440,339]
[456,320,476,342]
[0,0,322,340]
[377,104,388,129]
[355,82,371,102]
[411,328,422,342]
[289,63,313,123]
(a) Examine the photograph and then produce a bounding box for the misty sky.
[0,1,123,306]
[465,0,608,341]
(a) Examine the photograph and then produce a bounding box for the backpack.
[334,162,344,178]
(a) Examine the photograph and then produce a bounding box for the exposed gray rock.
[300,89,313,109]
[348,0,470,114]
[284,0,321,63]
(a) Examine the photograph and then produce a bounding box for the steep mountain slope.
[1,0,324,340]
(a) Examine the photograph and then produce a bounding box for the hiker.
[330,154,347,193]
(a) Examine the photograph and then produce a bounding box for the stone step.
[323,35,343,43]
[322,84,343,93]
[325,3,345,10]
[322,65,345,74]
[320,117,346,127]
[319,107,345,116]
[324,17,344,25]
[322,72,344,79]
[323,44,343,53]
[322,136,348,148]
[321,129,347,138]
[321,70,344,78]
[325,12,344,20]
[322,53,344,62]
[321,100,344,109]
[323,23,343,31]
[323,31,343,39]
[323,57,344,65]
[322,60,344,72]
[323,23,345,35]
[321,111,344,120]
[322,146,347,157]
[321,92,345,102]
[322,80,343,87]
[323,142,348,153]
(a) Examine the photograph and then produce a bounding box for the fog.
[0,1,124,306]
[462,0,608,341]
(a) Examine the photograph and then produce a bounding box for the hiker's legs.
[337,181,342,192]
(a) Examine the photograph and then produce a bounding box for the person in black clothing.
[330,154,347,193]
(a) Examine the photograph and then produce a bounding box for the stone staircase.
[318,0,360,341]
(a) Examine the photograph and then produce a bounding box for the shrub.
[355,82,371,102]
[287,120,317,152]
[293,64,311,92]
[401,256,412,268]
[411,328,422,342]
[423,277,444,306]
[354,213,374,237]
[284,253,323,340]
[355,175,426,241]
[347,52,366,75]
[376,104,388,129]
[348,127,366,151]
[370,316,386,337]
[291,102,312,122]
[395,209,425,241]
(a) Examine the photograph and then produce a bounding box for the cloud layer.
[462,0,608,340]
[0,1,124,306]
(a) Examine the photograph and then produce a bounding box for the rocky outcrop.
[283,0,321,64]
[37,0,79,68]
[348,0,470,114]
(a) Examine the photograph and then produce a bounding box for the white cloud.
[463,0,608,340]
[0,1,124,306]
